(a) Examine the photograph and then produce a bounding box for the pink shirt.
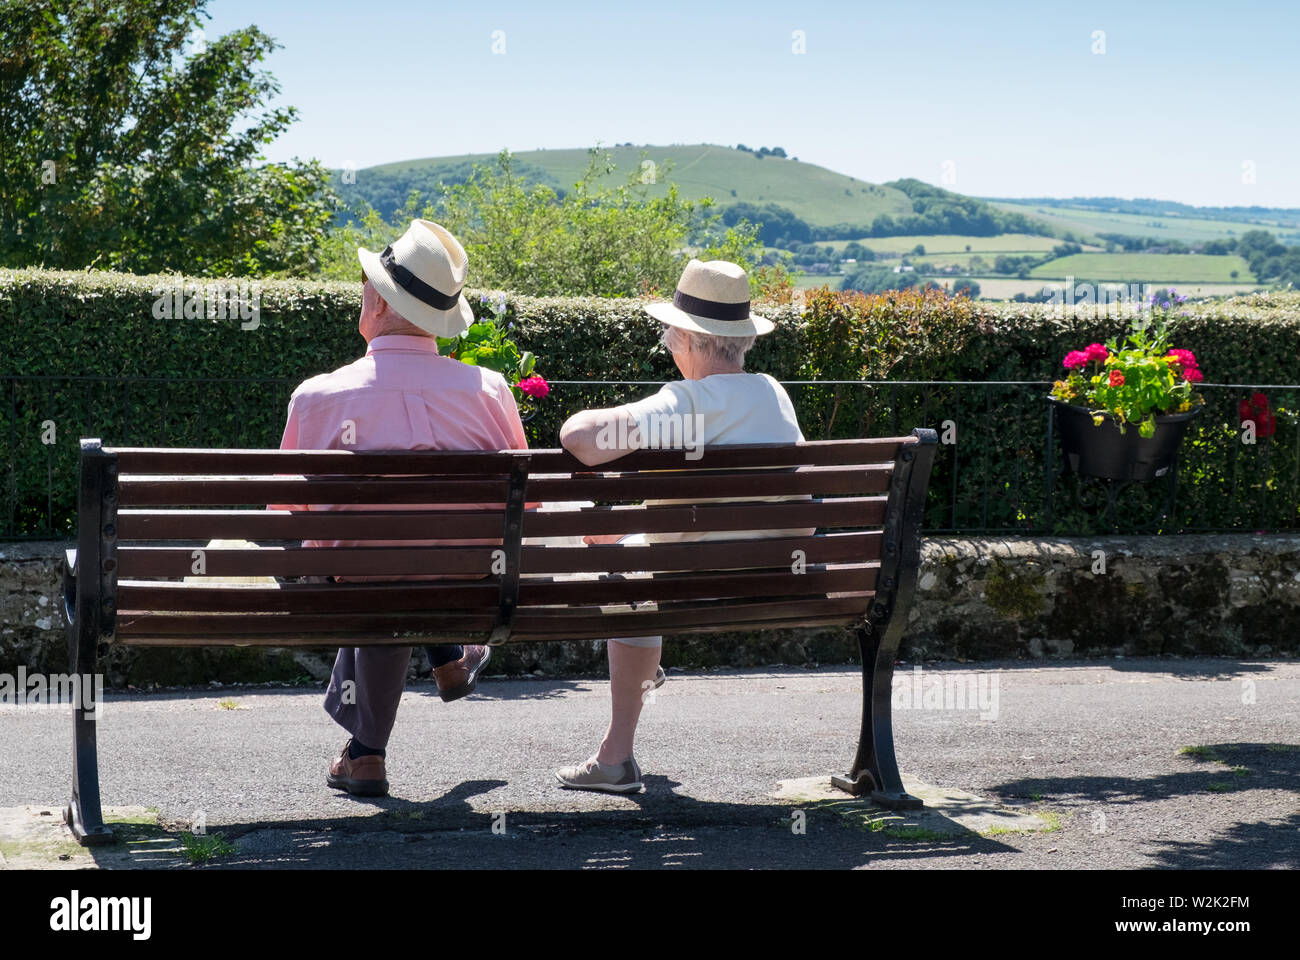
[270,335,531,562]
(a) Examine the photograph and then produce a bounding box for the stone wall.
[3,534,1296,686]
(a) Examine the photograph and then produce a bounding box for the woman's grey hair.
[660,323,755,368]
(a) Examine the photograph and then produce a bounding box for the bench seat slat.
[115,564,878,616]
[107,438,911,475]
[112,595,871,645]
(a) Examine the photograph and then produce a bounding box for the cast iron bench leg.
[831,623,923,810]
[62,554,114,846]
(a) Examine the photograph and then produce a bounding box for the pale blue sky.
[204,0,1299,207]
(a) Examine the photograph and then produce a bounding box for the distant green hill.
[347,144,913,229]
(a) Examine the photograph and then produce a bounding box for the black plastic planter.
[1050,398,1203,481]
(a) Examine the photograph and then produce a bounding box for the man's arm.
[267,394,308,512]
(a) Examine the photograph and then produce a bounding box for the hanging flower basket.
[1050,398,1202,480]
[1048,301,1206,482]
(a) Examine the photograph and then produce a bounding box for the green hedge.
[2,269,1298,537]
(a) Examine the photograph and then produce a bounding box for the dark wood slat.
[117,509,506,540]
[528,438,908,471]
[109,438,911,476]
[522,531,880,574]
[512,595,872,636]
[118,476,511,506]
[111,595,870,645]
[521,497,887,538]
[117,545,501,578]
[115,615,863,647]
[116,564,877,615]
[513,614,863,642]
[117,465,889,506]
[527,465,889,501]
[112,448,520,475]
[115,497,887,542]
[117,531,879,578]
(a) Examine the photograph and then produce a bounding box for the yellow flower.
[1092,414,1105,426]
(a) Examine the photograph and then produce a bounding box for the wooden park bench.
[62,429,937,844]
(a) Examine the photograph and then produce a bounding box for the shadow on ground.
[81,775,1030,870]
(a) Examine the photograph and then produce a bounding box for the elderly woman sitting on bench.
[554,259,808,794]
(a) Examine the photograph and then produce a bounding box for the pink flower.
[1167,348,1198,369]
[1062,350,1088,370]
[516,374,550,398]
[1084,342,1109,363]
[1183,368,1204,383]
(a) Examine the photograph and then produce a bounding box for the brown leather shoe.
[433,645,491,702]
[327,740,389,797]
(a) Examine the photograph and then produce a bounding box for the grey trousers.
[324,646,413,749]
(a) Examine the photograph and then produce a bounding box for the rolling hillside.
[353,144,914,228]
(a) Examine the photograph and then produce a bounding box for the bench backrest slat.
[78,435,936,645]
[109,438,906,474]
[116,531,881,578]
[116,496,887,542]
[116,464,890,506]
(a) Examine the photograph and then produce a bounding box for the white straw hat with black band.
[645,258,774,337]
[357,219,475,338]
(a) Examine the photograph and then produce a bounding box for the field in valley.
[988,201,1300,245]
[1029,252,1256,283]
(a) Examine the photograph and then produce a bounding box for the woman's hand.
[583,533,625,545]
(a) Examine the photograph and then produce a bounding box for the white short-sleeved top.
[620,372,812,543]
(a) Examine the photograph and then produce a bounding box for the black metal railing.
[2,375,1297,538]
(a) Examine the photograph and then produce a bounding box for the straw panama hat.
[357,219,475,338]
[645,258,774,337]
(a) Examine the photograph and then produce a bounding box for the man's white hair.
[660,323,755,368]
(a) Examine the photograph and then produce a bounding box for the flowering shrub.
[436,293,546,408]
[1050,309,1206,437]
[1239,392,1276,438]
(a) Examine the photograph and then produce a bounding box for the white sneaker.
[555,756,644,794]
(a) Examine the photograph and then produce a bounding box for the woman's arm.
[559,406,643,467]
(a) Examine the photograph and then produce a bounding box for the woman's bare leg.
[595,638,661,764]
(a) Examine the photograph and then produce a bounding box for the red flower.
[1062,350,1088,370]
[1250,391,1269,410]
[516,375,550,398]
[1108,369,1125,387]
